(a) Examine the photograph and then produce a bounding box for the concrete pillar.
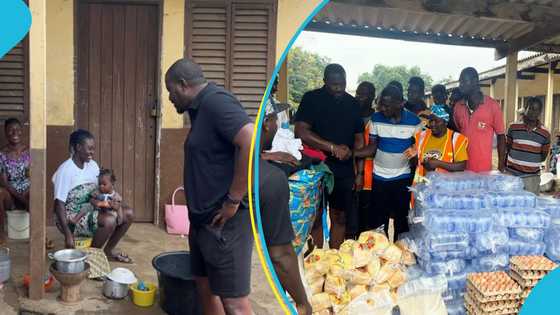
[278,57,289,104]
[545,62,555,130]
[28,0,47,300]
[514,82,520,122]
[490,79,496,99]
[504,52,518,126]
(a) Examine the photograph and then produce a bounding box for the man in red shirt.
[453,67,506,172]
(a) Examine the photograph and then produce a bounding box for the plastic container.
[545,224,560,262]
[509,227,545,242]
[130,282,157,307]
[424,210,492,233]
[471,253,510,272]
[485,191,536,208]
[492,209,550,228]
[7,210,29,239]
[418,258,466,275]
[152,251,202,315]
[74,237,92,249]
[507,239,546,256]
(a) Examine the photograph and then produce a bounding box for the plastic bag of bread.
[395,239,416,265]
[339,240,356,256]
[380,244,402,264]
[358,230,390,253]
[324,274,346,297]
[325,249,340,265]
[329,292,350,314]
[369,283,391,294]
[374,263,399,284]
[311,292,332,312]
[312,309,332,315]
[305,249,330,276]
[309,276,325,295]
[330,260,352,280]
[348,267,371,286]
[366,255,381,279]
[387,267,407,288]
[352,242,373,268]
[348,284,368,300]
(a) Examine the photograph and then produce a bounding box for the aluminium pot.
[103,278,130,299]
[48,249,87,274]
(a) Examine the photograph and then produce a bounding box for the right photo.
[257,1,560,314]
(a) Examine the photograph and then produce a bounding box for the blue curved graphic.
[0,0,31,58]
[519,267,560,314]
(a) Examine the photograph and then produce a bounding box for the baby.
[72,169,124,225]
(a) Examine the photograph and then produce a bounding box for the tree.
[357,64,434,95]
[288,47,331,107]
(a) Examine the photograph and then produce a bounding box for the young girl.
[71,169,124,226]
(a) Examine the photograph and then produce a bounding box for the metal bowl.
[48,249,88,274]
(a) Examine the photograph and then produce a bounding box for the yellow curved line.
[248,93,292,315]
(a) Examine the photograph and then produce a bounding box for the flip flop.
[45,239,54,250]
[107,252,133,264]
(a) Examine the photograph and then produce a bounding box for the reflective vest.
[363,120,374,190]
[414,128,468,180]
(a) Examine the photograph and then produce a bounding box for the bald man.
[165,58,254,315]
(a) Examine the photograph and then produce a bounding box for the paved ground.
[0,224,283,315]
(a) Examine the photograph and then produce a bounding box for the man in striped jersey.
[505,97,551,194]
[354,85,422,237]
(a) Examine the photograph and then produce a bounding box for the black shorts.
[188,208,253,298]
[327,176,354,211]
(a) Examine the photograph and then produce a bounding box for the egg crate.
[465,293,521,313]
[510,256,557,272]
[464,299,518,315]
[521,288,532,299]
[509,264,549,280]
[466,286,521,304]
[467,272,522,299]
[508,270,541,288]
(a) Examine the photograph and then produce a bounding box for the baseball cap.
[418,104,450,122]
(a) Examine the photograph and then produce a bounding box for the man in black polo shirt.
[165,58,254,315]
[294,64,364,249]
[259,101,312,315]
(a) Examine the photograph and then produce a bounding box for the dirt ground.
[0,224,283,315]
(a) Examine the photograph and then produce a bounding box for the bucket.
[74,237,92,249]
[152,251,202,315]
[7,210,29,240]
[130,282,157,307]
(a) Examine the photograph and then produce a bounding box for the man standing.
[165,58,254,315]
[453,67,506,172]
[506,97,551,194]
[405,77,428,115]
[354,81,376,233]
[259,101,312,315]
[355,85,422,238]
[294,64,364,248]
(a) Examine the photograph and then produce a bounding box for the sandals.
[107,252,133,264]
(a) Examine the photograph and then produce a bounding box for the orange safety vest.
[414,128,468,180]
[363,120,374,190]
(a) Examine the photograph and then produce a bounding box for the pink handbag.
[165,187,190,235]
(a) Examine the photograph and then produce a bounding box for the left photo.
[0,1,321,314]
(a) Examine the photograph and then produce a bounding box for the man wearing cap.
[258,101,312,315]
[415,104,468,180]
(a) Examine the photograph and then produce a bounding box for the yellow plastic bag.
[374,263,399,284]
[366,256,381,279]
[348,284,368,300]
[381,244,403,264]
[348,267,371,286]
[324,274,346,298]
[311,292,332,312]
[305,249,330,276]
[309,276,325,295]
[358,230,389,254]
[395,240,416,266]
[352,242,373,268]
[329,292,351,314]
[387,268,407,289]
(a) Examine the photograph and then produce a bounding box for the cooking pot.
[103,268,137,299]
[48,249,87,274]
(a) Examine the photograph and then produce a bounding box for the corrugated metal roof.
[306,1,560,54]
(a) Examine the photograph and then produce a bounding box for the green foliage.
[357,64,434,95]
[287,47,331,107]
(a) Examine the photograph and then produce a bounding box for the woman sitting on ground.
[0,118,30,242]
[52,129,134,263]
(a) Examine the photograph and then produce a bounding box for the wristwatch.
[224,193,242,205]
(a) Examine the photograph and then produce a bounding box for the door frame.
[73,0,164,224]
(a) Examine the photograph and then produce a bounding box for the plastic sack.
[485,191,536,208]
[492,208,550,228]
[423,171,485,191]
[348,284,367,300]
[471,253,510,272]
[443,289,466,302]
[304,249,330,277]
[445,269,468,290]
[424,210,492,233]
[421,191,487,210]
[352,242,373,268]
[348,267,371,286]
[472,225,509,253]
[366,256,381,279]
[329,292,351,314]
[387,267,407,288]
[395,239,417,265]
[413,225,470,251]
[309,276,325,295]
[358,230,390,254]
[537,197,560,218]
[484,173,525,192]
[397,274,448,298]
[380,244,403,264]
[324,274,346,298]
[374,263,399,284]
[418,247,471,262]
[406,265,424,281]
[507,239,546,256]
[345,290,395,315]
[509,227,545,242]
[418,258,467,275]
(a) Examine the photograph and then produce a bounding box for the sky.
[294,31,534,91]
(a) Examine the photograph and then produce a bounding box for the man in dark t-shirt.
[404,76,427,115]
[258,101,312,315]
[294,64,364,249]
[165,58,254,315]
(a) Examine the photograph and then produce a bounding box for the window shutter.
[186,0,277,120]
[230,3,275,118]
[0,42,27,122]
